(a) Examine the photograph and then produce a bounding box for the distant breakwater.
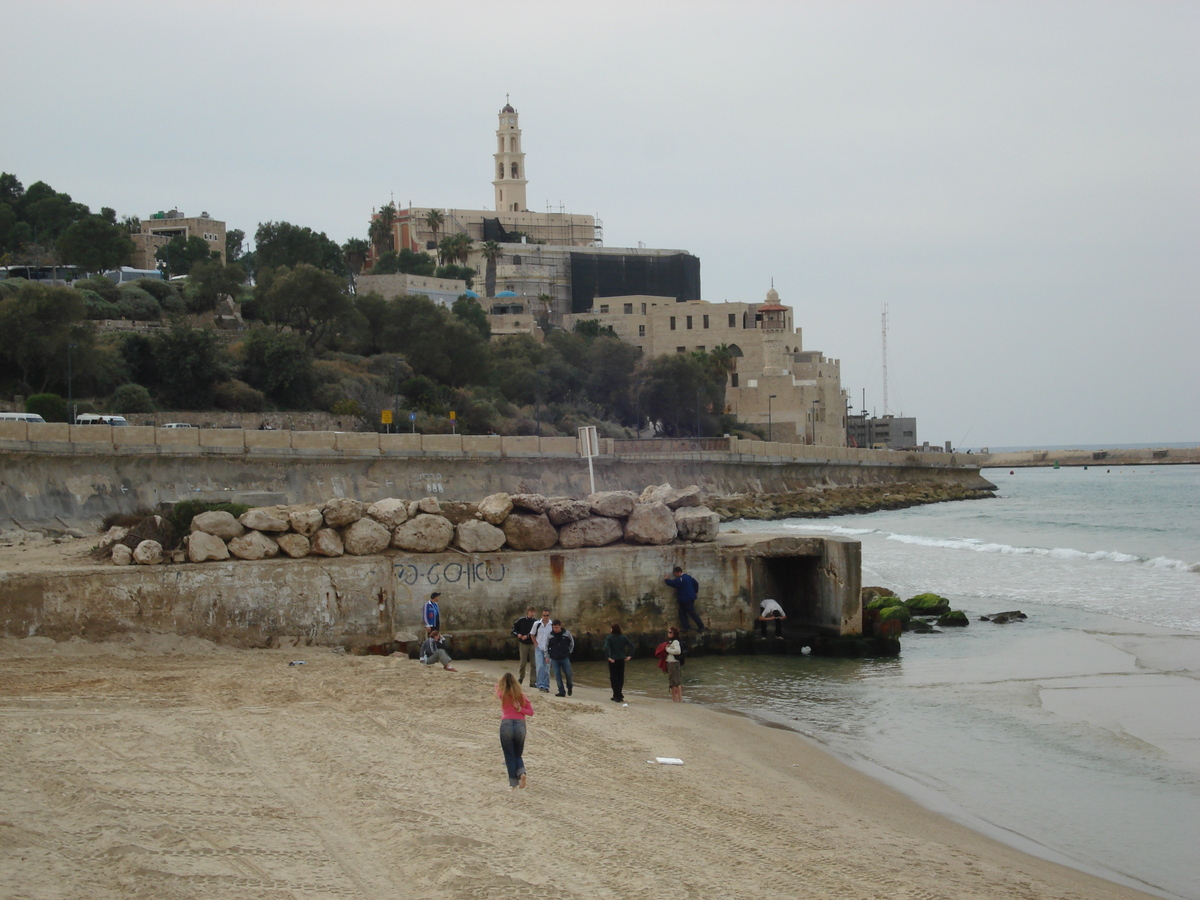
[980,447,1199,468]
[708,482,996,521]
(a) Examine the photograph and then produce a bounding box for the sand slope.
[0,636,1159,899]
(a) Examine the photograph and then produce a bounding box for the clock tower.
[493,99,528,212]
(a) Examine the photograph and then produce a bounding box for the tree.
[439,232,472,268]
[369,294,490,386]
[342,237,369,278]
[452,295,491,339]
[638,351,725,437]
[55,215,134,272]
[481,240,502,297]
[254,221,346,276]
[240,328,315,407]
[369,202,396,259]
[259,263,353,348]
[0,281,93,392]
[155,235,217,277]
[225,228,246,264]
[187,260,246,312]
[424,208,444,246]
[108,383,154,414]
[151,323,228,409]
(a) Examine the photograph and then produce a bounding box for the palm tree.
[481,240,502,297]
[424,209,444,247]
[370,202,396,259]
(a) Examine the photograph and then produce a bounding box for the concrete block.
[502,436,539,456]
[200,429,245,449]
[70,424,112,444]
[335,432,380,453]
[541,437,577,456]
[380,433,421,455]
[422,434,462,454]
[462,435,502,456]
[245,429,292,450]
[0,421,28,442]
[112,426,156,447]
[156,427,201,448]
[291,431,337,451]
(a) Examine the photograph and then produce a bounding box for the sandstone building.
[130,210,226,271]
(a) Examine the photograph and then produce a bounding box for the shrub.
[108,383,154,414]
[213,379,265,412]
[25,393,67,422]
[165,500,249,544]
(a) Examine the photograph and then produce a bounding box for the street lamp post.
[767,394,776,443]
[66,341,76,425]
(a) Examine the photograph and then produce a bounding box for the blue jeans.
[551,658,573,694]
[499,719,527,786]
[535,652,550,690]
[678,601,705,631]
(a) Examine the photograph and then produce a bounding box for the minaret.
[493,97,528,212]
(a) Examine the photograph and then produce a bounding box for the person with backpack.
[664,566,706,632]
[546,620,575,697]
[511,606,538,685]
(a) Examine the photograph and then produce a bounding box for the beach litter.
[288,661,307,666]
[650,757,684,765]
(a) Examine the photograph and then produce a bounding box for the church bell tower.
[493,98,528,212]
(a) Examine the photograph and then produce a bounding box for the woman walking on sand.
[496,673,533,790]
[602,623,636,703]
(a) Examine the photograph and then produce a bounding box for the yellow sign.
[381,410,393,424]
[449,411,456,420]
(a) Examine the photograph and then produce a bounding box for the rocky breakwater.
[102,483,722,567]
[709,481,994,521]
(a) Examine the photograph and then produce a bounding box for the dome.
[495,290,518,297]
[765,286,780,304]
[463,289,480,298]
[501,103,515,113]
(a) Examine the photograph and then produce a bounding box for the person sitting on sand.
[496,672,533,790]
[419,629,456,671]
[757,598,787,638]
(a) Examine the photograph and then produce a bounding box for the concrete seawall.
[979,447,1200,468]
[0,424,991,527]
[0,534,862,653]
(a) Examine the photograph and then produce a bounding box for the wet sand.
[0,635,1162,899]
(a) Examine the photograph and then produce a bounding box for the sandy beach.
[0,635,1162,900]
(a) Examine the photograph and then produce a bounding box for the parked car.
[0,412,46,423]
[74,414,129,426]
[161,422,198,429]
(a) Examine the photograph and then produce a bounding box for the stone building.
[563,286,850,447]
[130,210,226,271]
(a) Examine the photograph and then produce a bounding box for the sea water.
[578,465,1200,899]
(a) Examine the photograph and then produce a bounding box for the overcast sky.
[4,0,1196,448]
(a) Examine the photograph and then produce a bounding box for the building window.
[670,317,676,330]
[703,315,709,328]
[731,373,739,387]
[676,346,686,353]
[623,303,633,314]
[638,324,645,337]
[686,316,693,329]
[511,162,519,178]
[696,346,705,352]
[729,313,736,327]
[599,304,609,313]
[498,163,504,179]
[641,303,647,314]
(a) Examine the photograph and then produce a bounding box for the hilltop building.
[130,210,226,271]
[563,286,850,446]
[369,101,700,322]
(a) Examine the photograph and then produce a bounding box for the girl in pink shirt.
[496,673,534,789]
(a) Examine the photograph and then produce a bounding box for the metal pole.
[66,342,74,424]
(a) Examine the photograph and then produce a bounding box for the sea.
[575,464,1200,899]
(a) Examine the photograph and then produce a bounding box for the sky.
[3,0,1197,449]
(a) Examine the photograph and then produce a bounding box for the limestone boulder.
[546,498,592,526]
[415,496,442,515]
[133,539,163,565]
[190,511,244,541]
[478,492,513,525]
[392,514,455,553]
[502,512,559,551]
[674,506,720,542]
[664,485,706,510]
[343,518,392,556]
[98,525,129,548]
[322,497,365,528]
[454,520,507,553]
[111,543,133,566]
[558,516,624,549]
[288,507,324,537]
[276,533,311,559]
[310,528,344,557]
[587,490,637,518]
[438,500,481,525]
[510,493,548,514]
[624,502,678,545]
[366,498,409,529]
[228,530,280,560]
[640,483,674,504]
[187,530,230,562]
[239,508,290,532]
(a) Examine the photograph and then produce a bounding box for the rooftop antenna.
[881,303,890,417]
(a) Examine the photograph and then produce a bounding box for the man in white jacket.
[528,609,554,693]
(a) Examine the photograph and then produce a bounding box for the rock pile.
[109,484,721,566]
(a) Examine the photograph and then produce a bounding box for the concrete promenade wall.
[0,423,990,526]
[0,535,862,651]
[979,447,1200,468]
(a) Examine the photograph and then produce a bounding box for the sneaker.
[555,692,566,697]
[567,687,572,696]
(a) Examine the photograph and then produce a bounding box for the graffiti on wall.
[393,559,506,590]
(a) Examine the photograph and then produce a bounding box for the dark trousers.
[608,658,626,701]
[499,719,527,787]
[758,616,784,637]
[517,641,535,683]
[678,601,705,631]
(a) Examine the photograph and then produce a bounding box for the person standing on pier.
[665,566,706,632]
[511,606,538,686]
[528,609,554,693]
[602,623,636,703]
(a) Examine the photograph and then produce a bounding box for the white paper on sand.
[653,757,684,765]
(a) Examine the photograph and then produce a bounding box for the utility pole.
[881,303,889,417]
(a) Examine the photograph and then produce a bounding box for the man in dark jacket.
[665,566,706,632]
[511,606,538,685]
[546,620,575,697]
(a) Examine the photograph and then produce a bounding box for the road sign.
[381,410,393,424]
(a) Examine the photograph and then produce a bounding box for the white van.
[0,412,47,423]
[74,414,130,426]
[161,422,197,429]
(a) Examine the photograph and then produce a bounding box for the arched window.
[498,163,504,179]
[510,136,517,152]
[511,162,519,178]
[498,137,504,152]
